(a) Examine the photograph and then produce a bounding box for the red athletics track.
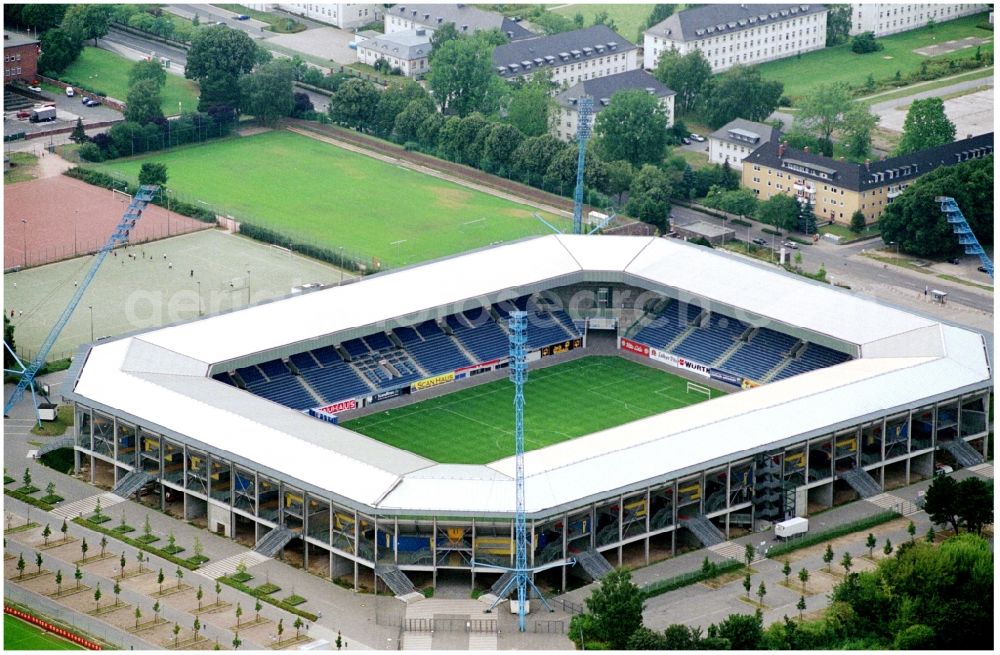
[4,176,210,270]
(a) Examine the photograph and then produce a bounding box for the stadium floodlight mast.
[936,196,993,279]
[471,310,570,631]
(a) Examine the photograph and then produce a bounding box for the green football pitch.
[93,130,568,268]
[4,614,84,651]
[344,356,719,464]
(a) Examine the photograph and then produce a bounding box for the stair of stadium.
[36,436,75,457]
[680,515,726,547]
[839,467,882,498]
[940,439,985,467]
[761,352,796,383]
[488,570,516,596]
[712,339,745,368]
[112,470,154,498]
[253,526,295,557]
[575,548,615,581]
[376,564,419,598]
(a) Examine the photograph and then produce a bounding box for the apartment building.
[355,29,432,78]
[3,31,39,84]
[267,4,380,29]
[644,4,828,73]
[494,25,638,86]
[708,119,779,166]
[850,3,986,37]
[741,133,993,225]
[552,69,675,142]
[385,3,534,40]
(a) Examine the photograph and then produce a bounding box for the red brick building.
[4,32,40,84]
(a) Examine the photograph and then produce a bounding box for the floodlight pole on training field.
[572,97,594,236]
[3,185,160,424]
[473,310,568,632]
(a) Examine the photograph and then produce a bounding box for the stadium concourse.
[67,234,991,593]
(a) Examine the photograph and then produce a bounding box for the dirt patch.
[237,126,274,138]
[4,175,211,269]
[914,36,990,57]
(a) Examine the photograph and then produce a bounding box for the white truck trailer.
[775,517,809,540]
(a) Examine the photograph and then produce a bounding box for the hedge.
[237,222,371,275]
[218,575,318,622]
[4,488,55,512]
[72,517,204,570]
[767,510,901,558]
[641,559,744,599]
[64,167,216,224]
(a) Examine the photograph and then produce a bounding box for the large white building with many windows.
[355,29,432,78]
[493,25,638,86]
[644,4,828,73]
[384,3,534,40]
[270,4,380,29]
[849,3,987,36]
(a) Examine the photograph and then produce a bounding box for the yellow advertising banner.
[412,371,456,392]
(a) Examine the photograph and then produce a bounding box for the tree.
[479,122,523,175]
[428,34,504,117]
[113,580,122,606]
[851,31,883,54]
[42,523,52,546]
[907,521,917,542]
[757,194,799,231]
[883,538,893,556]
[215,580,222,605]
[294,616,304,638]
[594,90,669,167]
[393,99,435,144]
[196,584,204,610]
[626,165,672,232]
[956,477,993,535]
[239,59,295,126]
[16,553,25,579]
[70,117,88,145]
[167,531,176,551]
[744,543,756,570]
[185,26,269,110]
[626,626,671,649]
[153,600,161,623]
[136,551,145,574]
[74,564,83,589]
[175,566,183,589]
[232,634,242,651]
[756,581,767,606]
[157,568,165,594]
[39,28,83,74]
[370,80,431,138]
[135,606,142,628]
[80,537,89,562]
[826,5,852,46]
[841,551,853,575]
[277,618,284,642]
[129,59,167,89]
[17,4,69,32]
[842,102,880,159]
[62,4,111,46]
[143,515,152,541]
[896,97,956,155]
[428,22,460,62]
[603,160,635,206]
[822,544,834,572]
[193,617,201,641]
[923,473,961,534]
[850,210,867,234]
[653,48,712,114]
[797,595,807,620]
[702,65,784,128]
[125,78,164,125]
[235,602,243,628]
[99,535,107,558]
[742,571,752,599]
[173,622,181,648]
[797,82,852,147]
[866,533,877,558]
[925,526,936,543]
[715,611,763,649]
[60,519,68,542]
[328,78,379,130]
[22,468,31,489]
[505,72,554,137]
[93,584,102,611]
[581,568,644,649]
[254,598,262,622]
[645,4,675,31]
[782,559,792,585]
[511,134,564,187]
[798,198,817,234]
[55,569,64,594]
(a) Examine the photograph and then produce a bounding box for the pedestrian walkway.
[50,492,125,519]
[403,633,432,649]
[195,551,270,580]
[468,632,498,650]
[866,492,919,516]
[708,540,764,563]
[967,462,993,478]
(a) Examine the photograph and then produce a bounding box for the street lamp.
[246,269,252,305]
[88,305,94,343]
[21,219,28,268]
[197,280,203,316]
[74,210,79,256]
[888,241,899,257]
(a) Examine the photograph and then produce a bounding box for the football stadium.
[66,234,992,594]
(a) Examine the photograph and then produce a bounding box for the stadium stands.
[299,358,371,403]
[402,320,472,373]
[446,313,509,362]
[772,343,851,381]
[721,328,800,382]
[221,360,316,410]
[633,300,700,348]
[673,313,747,364]
[493,296,581,349]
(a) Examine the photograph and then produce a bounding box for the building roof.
[744,132,994,191]
[646,3,828,42]
[709,118,777,149]
[358,28,432,60]
[493,25,636,78]
[555,69,674,111]
[4,31,39,48]
[69,235,992,517]
[389,3,533,40]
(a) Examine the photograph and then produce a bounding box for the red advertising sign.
[315,398,358,415]
[620,337,650,356]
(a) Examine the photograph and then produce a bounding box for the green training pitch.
[93,130,569,268]
[757,12,992,101]
[344,356,719,465]
[60,47,199,116]
[4,614,84,651]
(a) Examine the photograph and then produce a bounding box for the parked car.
[81,95,91,104]
[236,14,250,20]
[27,85,41,93]
[783,241,798,249]
[977,265,988,273]
[934,463,954,476]
[83,98,101,107]
[65,86,75,97]
[16,109,31,119]
[947,257,960,264]
[752,238,767,246]
[690,133,706,142]
[681,137,691,145]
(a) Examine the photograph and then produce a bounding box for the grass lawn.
[93,130,568,267]
[857,65,993,103]
[60,47,200,115]
[344,356,718,464]
[214,4,306,32]
[550,4,654,43]
[4,614,84,650]
[757,13,993,101]
[3,152,39,185]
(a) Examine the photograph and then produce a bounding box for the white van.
[65,86,75,97]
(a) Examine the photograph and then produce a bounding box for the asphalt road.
[101,27,189,73]
[164,4,271,39]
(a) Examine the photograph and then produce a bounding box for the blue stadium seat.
[671,313,746,364]
[235,365,265,385]
[290,352,320,372]
[633,300,702,348]
[773,343,851,381]
[363,332,393,352]
[722,328,799,382]
[299,358,371,403]
[447,313,509,362]
[342,338,370,358]
[213,372,235,386]
[394,326,421,344]
[258,359,290,380]
[310,346,341,366]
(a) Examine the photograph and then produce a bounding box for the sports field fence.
[5,584,145,649]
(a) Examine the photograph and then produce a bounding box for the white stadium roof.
[70,235,992,516]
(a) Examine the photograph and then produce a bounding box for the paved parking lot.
[877,86,994,137]
[265,27,359,66]
[3,89,121,139]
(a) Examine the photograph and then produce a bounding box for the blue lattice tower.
[936,196,993,279]
[4,185,160,423]
[471,310,567,631]
[572,96,594,235]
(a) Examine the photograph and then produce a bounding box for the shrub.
[78,142,104,162]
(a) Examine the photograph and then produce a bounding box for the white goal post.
[268,244,293,259]
[686,382,711,399]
